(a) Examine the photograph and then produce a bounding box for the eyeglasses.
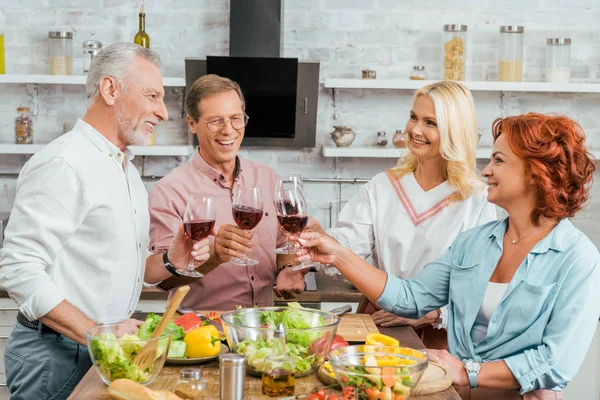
[198,114,249,133]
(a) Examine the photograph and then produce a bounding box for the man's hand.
[214,224,253,264]
[167,224,211,270]
[273,267,306,300]
[371,309,440,329]
[111,318,144,337]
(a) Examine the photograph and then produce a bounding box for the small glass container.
[376,132,388,146]
[392,130,407,148]
[82,32,102,75]
[443,24,467,81]
[174,368,206,399]
[48,31,73,75]
[261,324,295,397]
[546,38,571,83]
[410,65,427,80]
[362,69,376,79]
[15,107,34,144]
[498,26,524,82]
[0,32,5,74]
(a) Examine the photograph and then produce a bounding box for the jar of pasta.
[48,31,73,75]
[498,26,524,82]
[443,24,467,81]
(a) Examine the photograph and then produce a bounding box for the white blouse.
[327,171,497,278]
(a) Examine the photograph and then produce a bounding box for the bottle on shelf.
[134,0,150,49]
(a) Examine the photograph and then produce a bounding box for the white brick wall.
[0,0,600,245]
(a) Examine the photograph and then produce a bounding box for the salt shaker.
[220,353,246,400]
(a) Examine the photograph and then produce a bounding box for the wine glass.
[273,175,304,254]
[275,188,319,271]
[231,186,264,266]
[178,195,216,277]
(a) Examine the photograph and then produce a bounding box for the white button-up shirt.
[0,120,149,324]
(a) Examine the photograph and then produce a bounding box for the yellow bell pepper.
[183,325,221,358]
[365,333,400,347]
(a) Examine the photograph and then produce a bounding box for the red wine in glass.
[231,186,264,266]
[178,195,216,277]
[277,215,308,234]
[232,205,263,230]
[184,220,216,241]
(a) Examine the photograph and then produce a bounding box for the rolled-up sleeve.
[0,157,89,320]
[504,254,600,394]
[148,182,183,254]
[376,245,453,318]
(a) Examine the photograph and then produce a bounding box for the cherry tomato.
[342,395,355,400]
[307,394,320,400]
[317,389,327,400]
[342,386,356,396]
[327,395,341,400]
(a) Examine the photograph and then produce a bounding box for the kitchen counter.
[68,325,461,400]
[0,269,362,304]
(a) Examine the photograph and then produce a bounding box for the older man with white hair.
[0,43,210,400]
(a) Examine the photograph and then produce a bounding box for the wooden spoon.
[132,285,190,370]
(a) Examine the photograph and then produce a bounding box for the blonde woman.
[310,81,497,339]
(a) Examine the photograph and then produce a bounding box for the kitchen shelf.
[322,145,600,159]
[0,74,186,87]
[0,144,194,156]
[324,79,600,93]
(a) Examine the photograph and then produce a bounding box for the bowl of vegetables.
[328,345,429,400]
[86,324,173,386]
[86,313,185,385]
[221,303,340,377]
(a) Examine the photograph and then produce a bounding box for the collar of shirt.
[74,119,135,164]
[191,149,242,187]
[488,217,570,254]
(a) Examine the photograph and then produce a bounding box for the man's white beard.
[116,113,150,147]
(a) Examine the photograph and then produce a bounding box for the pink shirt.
[148,150,283,310]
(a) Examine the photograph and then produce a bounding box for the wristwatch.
[163,250,205,278]
[464,359,481,388]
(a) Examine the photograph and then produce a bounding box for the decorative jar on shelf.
[330,126,356,147]
[15,107,33,144]
[392,130,407,148]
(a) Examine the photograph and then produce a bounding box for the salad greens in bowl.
[85,314,185,385]
[221,303,340,377]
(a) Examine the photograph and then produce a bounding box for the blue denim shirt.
[376,218,600,393]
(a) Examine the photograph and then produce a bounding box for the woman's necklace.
[506,219,549,244]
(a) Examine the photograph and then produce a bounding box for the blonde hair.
[389,81,483,202]
[186,74,245,121]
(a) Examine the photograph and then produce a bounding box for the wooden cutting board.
[411,362,453,395]
[337,314,379,342]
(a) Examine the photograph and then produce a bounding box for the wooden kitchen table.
[68,325,461,400]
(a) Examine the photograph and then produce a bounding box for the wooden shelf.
[322,145,600,159]
[0,74,186,87]
[324,79,600,93]
[0,144,194,156]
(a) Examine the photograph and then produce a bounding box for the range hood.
[230,0,282,58]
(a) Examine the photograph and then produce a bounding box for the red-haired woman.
[293,113,600,398]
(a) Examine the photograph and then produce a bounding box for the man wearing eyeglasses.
[144,74,307,310]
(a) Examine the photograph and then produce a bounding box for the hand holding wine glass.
[231,185,263,266]
[176,195,216,277]
[275,188,319,271]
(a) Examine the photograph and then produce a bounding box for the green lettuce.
[90,333,152,383]
[138,312,185,341]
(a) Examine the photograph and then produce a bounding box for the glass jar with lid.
[174,367,206,399]
[82,32,102,75]
[498,26,524,82]
[15,107,33,144]
[443,24,467,81]
[545,38,571,83]
[409,65,427,80]
[48,31,73,75]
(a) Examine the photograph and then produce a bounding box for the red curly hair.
[492,113,596,225]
